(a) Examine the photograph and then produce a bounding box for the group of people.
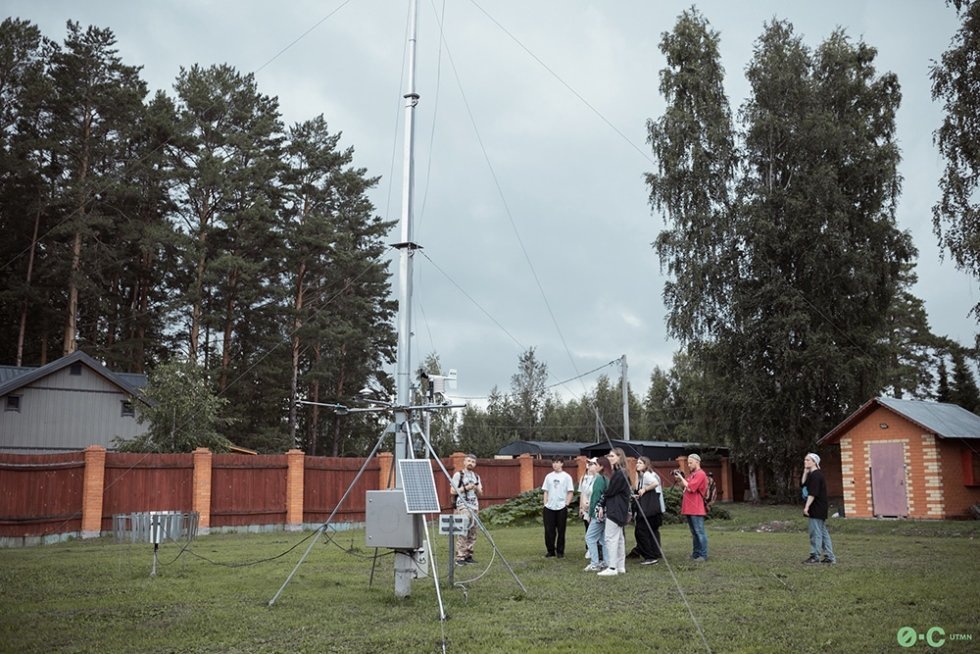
[542,449,711,576]
[580,449,710,575]
[450,449,834,571]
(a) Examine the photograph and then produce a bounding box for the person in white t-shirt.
[542,458,575,558]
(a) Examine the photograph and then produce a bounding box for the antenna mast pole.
[392,0,421,598]
[621,355,630,441]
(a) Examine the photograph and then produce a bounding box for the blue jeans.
[808,518,835,561]
[687,515,708,559]
[585,517,606,567]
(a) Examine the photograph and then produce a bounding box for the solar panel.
[398,459,441,514]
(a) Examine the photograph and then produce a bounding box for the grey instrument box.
[365,490,422,549]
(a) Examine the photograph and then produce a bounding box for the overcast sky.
[9,0,977,405]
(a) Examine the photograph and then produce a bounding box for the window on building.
[121,400,135,418]
[964,448,980,487]
[5,395,21,412]
[70,362,82,375]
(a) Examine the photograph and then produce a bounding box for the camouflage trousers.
[454,506,478,561]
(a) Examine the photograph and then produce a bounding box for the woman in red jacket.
[676,452,708,561]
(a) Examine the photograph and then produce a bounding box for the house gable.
[0,351,149,453]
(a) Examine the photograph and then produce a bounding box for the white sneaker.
[583,563,599,572]
[584,552,591,559]
[596,568,618,577]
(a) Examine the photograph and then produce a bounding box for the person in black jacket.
[801,453,836,565]
[596,447,631,576]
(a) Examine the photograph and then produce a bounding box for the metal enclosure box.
[365,490,422,549]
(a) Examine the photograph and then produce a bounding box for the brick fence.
[0,447,730,546]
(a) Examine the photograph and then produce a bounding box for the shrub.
[480,487,730,528]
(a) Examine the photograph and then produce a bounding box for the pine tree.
[931,1,980,319]
[0,18,54,365]
[46,22,149,359]
[647,13,917,497]
[949,348,980,412]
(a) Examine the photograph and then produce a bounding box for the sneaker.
[557,553,564,559]
[820,558,836,565]
[640,559,660,566]
[596,567,618,577]
[455,559,467,566]
[544,552,556,558]
[585,552,591,559]
[802,555,820,565]
[464,557,476,564]
[583,563,600,572]
[691,556,706,562]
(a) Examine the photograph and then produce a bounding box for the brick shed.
[818,397,980,520]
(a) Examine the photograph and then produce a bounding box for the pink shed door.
[869,442,908,517]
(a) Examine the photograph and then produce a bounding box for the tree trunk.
[63,228,82,356]
[307,343,321,455]
[220,267,237,392]
[16,204,42,366]
[747,462,760,503]
[64,115,91,356]
[288,260,307,446]
[189,240,207,362]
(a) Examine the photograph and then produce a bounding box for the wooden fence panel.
[471,458,521,508]
[0,452,84,536]
[303,456,379,524]
[102,453,194,532]
[211,454,287,527]
[430,457,456,511]
[532,459,553,490]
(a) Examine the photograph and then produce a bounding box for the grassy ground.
[0,504,977,653]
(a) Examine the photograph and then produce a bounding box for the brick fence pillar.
[519,454,534,493]
[81,445,106,539]
[192,448,212,535]
[720,456,732,503]
[286,449,305,531]
[575,455,587,485]
[450,452,466,476]
[377,451,394,489]
[676,455,689,476]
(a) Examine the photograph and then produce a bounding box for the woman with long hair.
[633,456,664,565]
[596,447,630,576]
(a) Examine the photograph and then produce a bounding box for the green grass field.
[0,504,976,653]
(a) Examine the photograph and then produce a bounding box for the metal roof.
[819,397,980,444]
[0,350,149,403]
[877,397,980,439]
[581,439,728,461]
[497,440,594,457]
[0,365,30,385]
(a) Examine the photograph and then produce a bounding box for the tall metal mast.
[621,355,630,441]
[392,0,420,598]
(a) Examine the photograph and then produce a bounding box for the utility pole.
[621,355,630,441]
[392,0,421,599]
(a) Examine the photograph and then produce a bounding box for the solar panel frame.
[398,459,441,514]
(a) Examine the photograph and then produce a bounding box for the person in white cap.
[578,457,600,558]
[801,452,836,565]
